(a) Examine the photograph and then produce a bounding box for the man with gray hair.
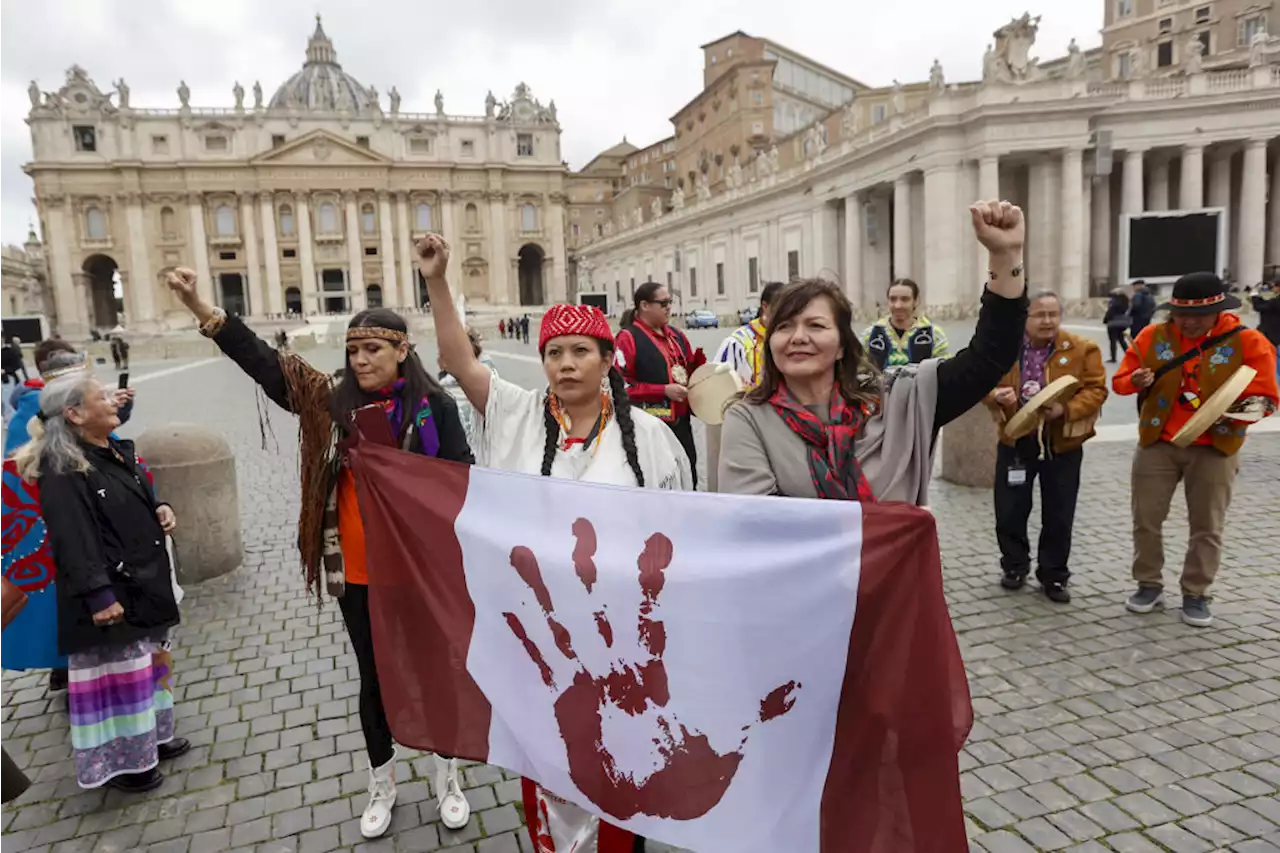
[983,291,1108,603]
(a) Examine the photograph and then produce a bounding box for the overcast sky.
[0,1,1100,246]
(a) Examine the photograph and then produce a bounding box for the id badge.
[1007,462,1028,487]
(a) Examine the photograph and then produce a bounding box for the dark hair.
[539,339,644,487]
[746,279,879,411]
[887,278,920,300]
[759,281,785,309]
[633,281,666,309]
[33,339,76,371]
[328,308,443,439]
[618,308,635,328]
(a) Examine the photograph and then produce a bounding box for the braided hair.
[539,341,645,487]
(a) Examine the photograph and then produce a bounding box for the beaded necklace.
[549,392,612,457]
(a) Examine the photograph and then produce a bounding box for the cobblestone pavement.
[3,344,1279,853]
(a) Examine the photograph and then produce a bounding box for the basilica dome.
[269,16,378,113]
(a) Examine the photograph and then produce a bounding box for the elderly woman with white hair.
[14,372,185,793]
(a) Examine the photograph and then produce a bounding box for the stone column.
[489,193,511,304]
[259,194,284,316]
[549,195,567,303]
[396,193,416,308]
[892,174,913,280]
[1238,138,1268,287]
[1180,144,1205,210]
[343,192,366,311]
[976,156,1000,291]
[295,193,317,315]
[1060,148,1086,301]
[1091,175,1112,285]
[240,192,264,317]
[1147,155,1170,212]
[377,191,398,309]
[440,191,456,245]
[1028,157,1054,288]
[124,194,157,325]
[187,193,215,306]
[1121,149,1145,215]
[44,196,87,337]
[842,192,863,304]
[1208,147,1232,210]
[923,165,961,310]
[1270,150,1280,270]
[813,202,839,278]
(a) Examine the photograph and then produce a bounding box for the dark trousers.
[338,583,395,768]
[1106,326,1127,361]
[669,415,698,489]
[994,443,1083,585]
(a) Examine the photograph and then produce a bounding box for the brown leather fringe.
[277,351,339,600]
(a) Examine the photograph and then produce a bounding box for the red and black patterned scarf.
[769,381,876,502]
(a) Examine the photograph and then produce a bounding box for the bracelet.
[198,307,227,339]
[989,265,1024,280]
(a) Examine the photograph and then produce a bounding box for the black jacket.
[1253,292,1280,347]
[213,314,473,462]
[932,287,1029,430]
[40,438,179,655]
[1130,288,1156,326]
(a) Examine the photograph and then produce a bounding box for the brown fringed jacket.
[208,315,473,598]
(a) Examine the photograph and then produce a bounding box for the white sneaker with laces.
[433,754,471,830]
[361,751,397,839]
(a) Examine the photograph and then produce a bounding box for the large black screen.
[1128,212,1220,279]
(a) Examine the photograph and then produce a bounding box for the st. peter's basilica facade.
[23,17,568,336]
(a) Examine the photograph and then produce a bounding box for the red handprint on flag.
[503,518,800,822]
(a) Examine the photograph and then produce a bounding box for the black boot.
[1000,568,1028,590]
[107,768,164,793]
[48,668,68,693]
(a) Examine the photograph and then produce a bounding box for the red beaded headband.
[1168,293,1225,308]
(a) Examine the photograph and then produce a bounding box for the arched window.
[361,203,376,235]
[214,204,236,237]
[521,203,537,232]
[318,202,338,234]
[85,206,107,240]
[415,202,432,231]
[465,203,479,231]
[160,206,177,239]
[279,204,295,237]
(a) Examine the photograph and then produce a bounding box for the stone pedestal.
[135,424,242,584]
[940,404,998,488]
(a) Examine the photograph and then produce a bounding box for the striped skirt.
[68,636,174,789]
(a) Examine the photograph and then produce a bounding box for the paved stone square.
[3,341,1279,853]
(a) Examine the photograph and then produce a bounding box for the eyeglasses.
[648,299,673,308]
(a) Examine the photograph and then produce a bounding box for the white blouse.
[477,377,692,490]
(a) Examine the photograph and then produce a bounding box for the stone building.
[1,228,52,318]
[573,10,1280,318]
[1103,0,1277,79]
[22,17,568,338]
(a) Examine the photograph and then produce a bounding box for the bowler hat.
[1156,271,1242,314]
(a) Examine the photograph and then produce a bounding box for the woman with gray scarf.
[718,200,1027,503]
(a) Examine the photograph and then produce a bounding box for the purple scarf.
[371,379,440,457]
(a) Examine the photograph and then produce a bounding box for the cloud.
[1,0,1100,245]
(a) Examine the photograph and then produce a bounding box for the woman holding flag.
[419,232,689,852]
[719,199,1028,504]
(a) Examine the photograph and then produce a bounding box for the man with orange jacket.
[1112,272,1277,627]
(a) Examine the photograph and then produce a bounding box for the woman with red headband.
[419,233,689,852]
[164,269,475,841]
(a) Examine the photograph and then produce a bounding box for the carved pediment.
[250,129,390,165]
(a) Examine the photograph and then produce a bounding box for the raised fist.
[415,234,450,281]
[165,267,199,302]
[970,200,1025,256]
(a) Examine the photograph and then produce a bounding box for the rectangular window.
[1157,40,1174,67]
[364,246,378,256]
[716,262,725,296]
[1240,16,1266,46]
[271,134,286,148]
[1116,0,1132,17]
[667,271,673,290]
[748,257,759,293]
[689,267,698,298]
[409,137,432,155]
[151,135,169,154]
[571,223,580,237]
[218,251,236,261]
[1197,29,1211,54]
[73,125,97,152]
[1195,6,1210,22]
[283,248,297,259]
[872,104,886,124]
[1118,52,1133,78]
[787,250,800,280]
[461,139,475,155]
[205,135,228,152]
[1158,17,1172,33]
[356,136,370,148]
[517,133,534,157]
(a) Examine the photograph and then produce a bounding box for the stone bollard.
[135,424,242,584]
[940,403,999,488]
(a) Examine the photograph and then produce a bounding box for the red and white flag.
[350,441,972,853]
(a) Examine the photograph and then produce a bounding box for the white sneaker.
[360,752,398,839]
[433,754,471,830]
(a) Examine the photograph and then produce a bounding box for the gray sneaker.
[1125,586,1164,613]
[1182,596,1213,628]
